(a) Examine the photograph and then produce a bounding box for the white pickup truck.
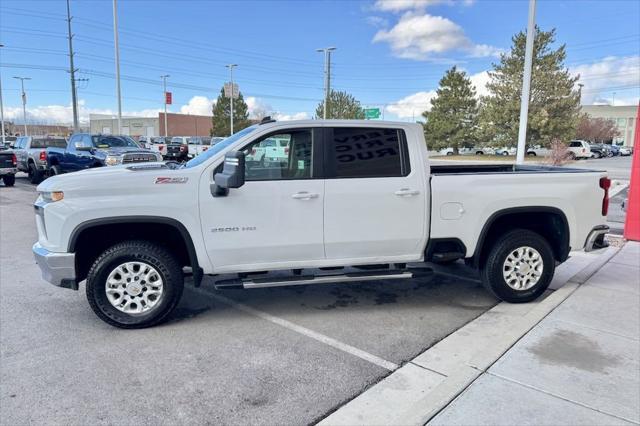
[33,119,611,328]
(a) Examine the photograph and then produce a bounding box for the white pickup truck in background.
[33,119,610,328]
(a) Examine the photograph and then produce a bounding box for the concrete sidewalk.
[321,242,639,426]
[430,241,640,425]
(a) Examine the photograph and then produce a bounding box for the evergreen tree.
[315,90,365,119]
[211,87,250,136]
[479,27,581,147]
[422,66,478,153]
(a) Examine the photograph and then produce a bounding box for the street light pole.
[515,0,536,165]
[13,76,31,136]
[316,47,336,119]
[226,64,237,135]
[0,44,5,146]
[112,0,122,134]
[161,75,169,137]
[66,0,79,132]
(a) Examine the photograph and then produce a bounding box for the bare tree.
[575,115,620,142]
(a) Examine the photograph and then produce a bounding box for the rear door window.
[328,127,409,178]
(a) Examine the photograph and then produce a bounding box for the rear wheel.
[502,151,509,156]
[86,240,184,329]
[480,229,554,303]
[567,152,576,160]
[2,174,15,186]
[446,151,454,156]
[593,151,601,159]
[28,163,43,184]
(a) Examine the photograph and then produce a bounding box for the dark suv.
[589,143,612,159]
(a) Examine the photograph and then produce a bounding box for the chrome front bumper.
[32,243,77,290]
[584,225,609,252]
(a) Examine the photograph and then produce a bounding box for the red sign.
[165,92,172,105]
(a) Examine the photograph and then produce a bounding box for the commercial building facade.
[581,105,638,147]
[89,112,213,137]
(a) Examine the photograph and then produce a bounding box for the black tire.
[28,162,43,184]
[49,165,62,176]
[593,152,601,159]
[446,151,454,156]
[86,240,184,329]
[476,151,484,155]
[480,229,555,303]
[2,174,15,186]
[567,152,576,160]
[527,152,536,156]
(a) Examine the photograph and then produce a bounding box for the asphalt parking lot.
[0,174,497,425]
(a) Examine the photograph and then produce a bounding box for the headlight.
[105,155,123,166]
[40,191,64,202]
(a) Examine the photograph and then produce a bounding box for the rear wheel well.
[473,209,569,268]
[71,221,196,283]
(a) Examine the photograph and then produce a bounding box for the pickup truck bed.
[430,164,600,174]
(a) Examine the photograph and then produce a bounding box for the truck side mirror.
[74,142,93,151]
[214,151,245,190]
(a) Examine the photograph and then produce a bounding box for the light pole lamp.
[13,76,31,136]
[225,64,237,135]
[316,47,336,119]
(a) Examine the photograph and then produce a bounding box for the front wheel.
[86,240,184,328]
[480,229,555,303]
[2,174,15,186]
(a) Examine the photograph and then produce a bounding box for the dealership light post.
[13,76,31,136]
[0,44,5,146]
[112,0,122,134]
[226,64,237,135]
[316,47,336,119]
[515,0,536,165]
[66,0,79,132]
[161,74,170,137]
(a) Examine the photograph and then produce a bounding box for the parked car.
[164,138,189,162]
[33,120,611,328]
[439,147,455,156]
[526,145,550,157]
[567,140,591,159]
[495,147,516,156]
[472,146,496,155]
[608,144,620,156]
[619,146,632,156]
[589,143,612,159]
[0,146,17,187]
[46,134,162,175]
[13,136,67,183]
[149,137,169,157]
[211,137,225,146]
[1,136,17,149]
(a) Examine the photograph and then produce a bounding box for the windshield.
[171,137,184,144]
[92,135,138,148]
[185,125,258,168]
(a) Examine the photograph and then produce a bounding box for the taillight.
[180,144,187,153]
[600,177,611,216]
[39,150,47,161]
[159,145,165,152]
[11,153,17,166]
[202,147,208,151]
[284,147,289,154]
[582,148,586,153]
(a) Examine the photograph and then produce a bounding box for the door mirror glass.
[214,151,245,189]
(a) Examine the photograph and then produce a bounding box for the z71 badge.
[155,177,189,184]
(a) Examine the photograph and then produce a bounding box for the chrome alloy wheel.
[502,246,544,291]
[105,262,164,315]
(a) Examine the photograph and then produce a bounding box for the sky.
[0,0,639,125]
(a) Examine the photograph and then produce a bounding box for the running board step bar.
[214,269,430,290]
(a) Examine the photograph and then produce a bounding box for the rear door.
[323,126,427,261]
[200,127,325,271]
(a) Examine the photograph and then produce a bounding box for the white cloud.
[386,90,437,118]
[572,56,640,105]
[469,70,490,97]
[373,0,474,13]
[273,112,310,121]
[372,12,501,60]
[2,100,161,125]
[179,96,214,116]
[245,96,271,119]
[366,16,389,27]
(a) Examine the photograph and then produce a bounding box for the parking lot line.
[192,288,399,371]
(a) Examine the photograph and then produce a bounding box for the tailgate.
[0,153,14,168]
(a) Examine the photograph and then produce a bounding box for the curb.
[319,246,621,426]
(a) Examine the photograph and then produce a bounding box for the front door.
[200,128,325,272]
[323,126,427,261]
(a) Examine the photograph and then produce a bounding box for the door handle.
[292,191,319,200]
[395,188,420,197]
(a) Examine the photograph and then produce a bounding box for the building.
[89,114,159,138]
[581,105,638,147]
[159,113,213,137]
[4,121,74,137]
[89,112,213,138]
